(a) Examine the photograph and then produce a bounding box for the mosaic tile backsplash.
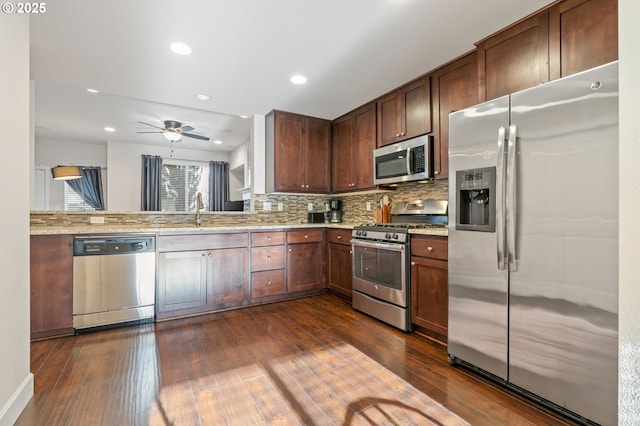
[30,180,448,228]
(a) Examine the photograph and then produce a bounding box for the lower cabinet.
[157,233,249,319]
[30,234,74,341]
[410,235,448,345]
[250,231,287,300]
[287,229,326,293]
[326,228,353,301]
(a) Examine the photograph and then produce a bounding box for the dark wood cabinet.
[549,0,618,79]
[30,235,74,340]
[430,52,478,180]
[157,233,249,318]
[326,228,353,300]
[207,247,249,308]
[332,102,376,192]
[476,12,550,102]
[287,229,326,293]
[266,110,331,193]
[250,231,287,300]
[377,75,431,147]
[410,235,448,345]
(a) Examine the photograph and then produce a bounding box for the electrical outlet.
[308,202,313,212]
[263,202,272,211]
[277,202,283,211]
[366,202,371,211]
[90,216,105,224]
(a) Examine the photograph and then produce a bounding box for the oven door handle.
[350,239,406,252]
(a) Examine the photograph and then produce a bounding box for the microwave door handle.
[407,148,413,173]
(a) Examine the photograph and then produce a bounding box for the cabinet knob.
[288,248,292,252]
[201,253,206,258]
[304,235,308,239]
[434,170,440,175]
[267,255,272,260]
[267,236,272,240]
[396,133,401,137]
[427,246,433,251]
[337,235,342,239]
[267,281,272,286]
[305,185,309,189]
[208,253,213,258]
[349,250,352,254]
[411,261,416,266]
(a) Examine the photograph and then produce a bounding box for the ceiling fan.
[137,120,210,141]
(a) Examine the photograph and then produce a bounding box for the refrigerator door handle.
[496,126,507,270]
[507,123,518,272]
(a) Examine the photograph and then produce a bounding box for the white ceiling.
[30,0,554,151]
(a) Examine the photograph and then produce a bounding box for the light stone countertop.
[30,222,448,237]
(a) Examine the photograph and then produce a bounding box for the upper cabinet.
[476,12,550,102]
[266,110,331,193]
[430,52,478,180]
[376,75,431,147]
[548,0,618,79]
[332,102,377,192]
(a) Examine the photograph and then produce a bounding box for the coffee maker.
[328,199,343,223]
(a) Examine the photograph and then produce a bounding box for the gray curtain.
[209,161,229,211]
[141,155,163,211]
[66,167,105,210]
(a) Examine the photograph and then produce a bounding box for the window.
[64,183,96,211]
[161,160,210,212]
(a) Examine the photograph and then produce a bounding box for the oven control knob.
[393,233,399,239]
[385,233,391,239]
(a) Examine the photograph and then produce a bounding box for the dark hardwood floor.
[17,294,577,425]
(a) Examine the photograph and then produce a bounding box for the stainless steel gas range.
[351,200,448,332]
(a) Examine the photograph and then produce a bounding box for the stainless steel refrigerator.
[448,61,618,426]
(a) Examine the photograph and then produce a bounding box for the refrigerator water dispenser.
[456,167,496,232]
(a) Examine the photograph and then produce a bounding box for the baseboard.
[0,373,33,426]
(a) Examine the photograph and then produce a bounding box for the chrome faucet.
[195,192,204,226]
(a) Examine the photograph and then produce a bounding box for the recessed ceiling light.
[104,126,115,132]
[86,88,99,93]
[196,93,211,101]
[170,42,192,56]
[290,74,307,85]
[240,115,249,119]
[214,140,223,145]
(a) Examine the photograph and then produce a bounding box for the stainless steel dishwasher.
[73,235,156,330]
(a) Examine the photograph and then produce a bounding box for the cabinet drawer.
[251,270,286,298]
[251,246,286,271]
[327,228,352,245]
[251,231,286,246]
[287,229,324,244]
[411,236,448,261]
[158,232,248,252]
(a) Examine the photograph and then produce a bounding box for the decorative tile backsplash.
[30,180,448,228]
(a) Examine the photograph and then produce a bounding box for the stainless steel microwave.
[373,134,433,185]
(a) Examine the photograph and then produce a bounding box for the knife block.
[375,206,391,223]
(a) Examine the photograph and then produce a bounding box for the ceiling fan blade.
[181,125,195,133]
[138,121,166,130]
[136,131,164,134]
[182,133,210,141]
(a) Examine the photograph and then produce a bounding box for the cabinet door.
[30,235,74,340]
[377,89,403,146]
[431,52,478,180]
[207,247,249,307]
[549,0,618,79]
[157,251,207,313]
[477,12,549,101]
[327,242,353,300]
[305,116,331,192]
[331,114,354,192]
[403,76,431,140]
[287,242,325,292]
[273,111,305,192]
[352,103,376,190]
[411,256,448,343]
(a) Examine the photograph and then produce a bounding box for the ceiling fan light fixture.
[51,166,83,180]
[163,131,182,142]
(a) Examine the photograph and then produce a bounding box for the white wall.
[107,140,229,210]
[34,139,107,210]
[0,13,33,426]
[618,1,640,422]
